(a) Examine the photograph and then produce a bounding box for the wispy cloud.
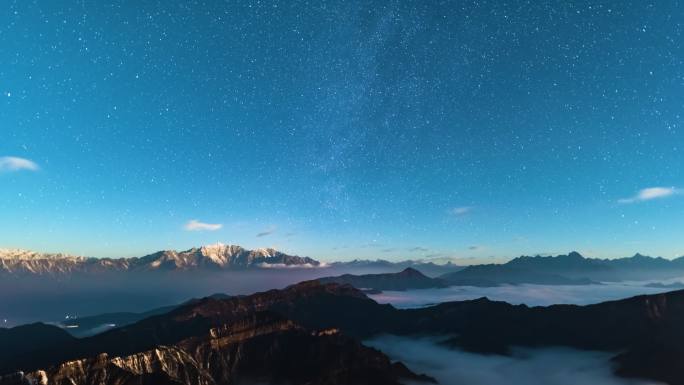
[449,206,473,216]
[618,187,679,204]
[359,242,383,249]
[184,219,223,231]
[424,253,447,259]
[0,156,39,172]
[409,246,430,252]
[256,225,277,237]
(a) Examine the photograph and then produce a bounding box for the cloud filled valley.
[365,335,662,385]
[369,281,681,308]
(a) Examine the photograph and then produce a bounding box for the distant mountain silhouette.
[330,259,463,276]
[440,251,684,286]
[645,281,684,289]
[318,267,448,292]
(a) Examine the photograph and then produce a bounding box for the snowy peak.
[0,244,321,275]
[198,243,245,263]
[0,248,86,261]
[134,243,321,270]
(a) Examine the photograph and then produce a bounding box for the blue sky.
[1,1,683,262]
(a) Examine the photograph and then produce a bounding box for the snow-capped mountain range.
[0,243,321,276]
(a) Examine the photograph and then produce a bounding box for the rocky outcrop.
[3,312,433,385]
[23,347,213,385]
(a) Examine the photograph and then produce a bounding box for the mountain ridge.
[441,251,684,286]
[0,243,320,275]
[318,267,448,292]
[1,311,434,385]
[4,247,684,285]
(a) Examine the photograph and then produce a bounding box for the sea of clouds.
[365,335,663,385]
[369,281,677,308]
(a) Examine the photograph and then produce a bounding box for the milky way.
[1,1,682,261]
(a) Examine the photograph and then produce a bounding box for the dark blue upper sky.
[1,1,683,262]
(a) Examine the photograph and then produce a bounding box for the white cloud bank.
[365,335,658,385]
[619,187,679,203]
[369,282,674,308]
[0,156,39,172]
[184,219,223,231]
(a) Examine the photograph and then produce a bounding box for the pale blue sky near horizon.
[1,1,683,262]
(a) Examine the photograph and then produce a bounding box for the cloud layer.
[619,187,679,203]
[184,220,223,231]
[365,335,655,385]
[0,156,39,172]
[369,281,674,308]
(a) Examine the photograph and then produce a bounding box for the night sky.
[1,1,683,262]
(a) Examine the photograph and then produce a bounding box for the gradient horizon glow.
[1,1,683,262]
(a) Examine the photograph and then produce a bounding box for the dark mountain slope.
[0,323,76,364]
[59,294,231,337]
[5,312,433,385]
[0,282,433,385]
[318,267,448,292]
[330,259,463,276]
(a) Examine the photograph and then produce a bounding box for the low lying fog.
[365,335,662,385]
[369,282,676,308]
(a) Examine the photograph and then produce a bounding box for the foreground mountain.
[441,251,684,286]
[0,243,320,276]
[5,280,684,384]
[0,315,432,385]
[0,282,434,385]
[318,267,448,292]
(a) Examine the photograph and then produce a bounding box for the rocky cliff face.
[4,312,432,385]
[0,243,320,276]
[134,243,320,271]
[0,283,435,385]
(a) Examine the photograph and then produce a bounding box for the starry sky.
[1,1,683,262]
